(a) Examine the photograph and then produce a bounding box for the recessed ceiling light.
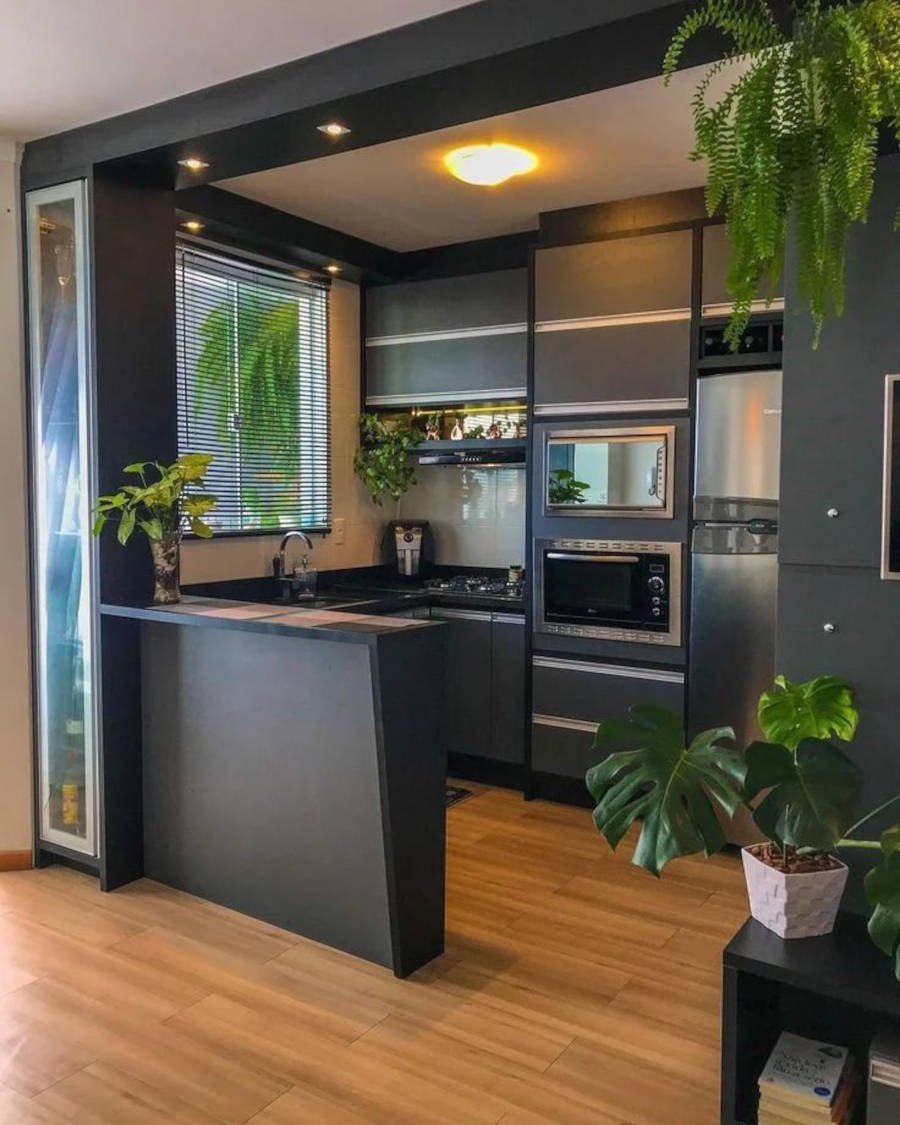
[177,157,210,171]
[317,122,351,138]
[443,143,538,187]
[324,264,342,274]
[181,220,204,233]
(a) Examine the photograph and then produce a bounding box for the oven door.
[542,548,647,629]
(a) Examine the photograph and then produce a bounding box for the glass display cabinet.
[26,181,99,858]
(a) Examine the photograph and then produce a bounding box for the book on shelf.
[757,1032,859,1125]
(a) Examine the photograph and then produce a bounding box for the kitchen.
[12,2,900,1121]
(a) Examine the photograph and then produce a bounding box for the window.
[176,242,330,534]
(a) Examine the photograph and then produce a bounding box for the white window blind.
[176,242,331,534]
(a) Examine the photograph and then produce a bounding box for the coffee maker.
[384,520,433,580]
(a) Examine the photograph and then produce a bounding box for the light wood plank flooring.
[0,785,747,1124]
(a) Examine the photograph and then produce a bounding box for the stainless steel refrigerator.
[689,369,782,842]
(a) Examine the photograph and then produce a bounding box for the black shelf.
[410,438,527,453]
[722,913,899,1125]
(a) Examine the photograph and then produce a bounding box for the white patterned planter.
[742,847,848,939]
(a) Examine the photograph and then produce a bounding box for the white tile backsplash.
[398,466,526,569]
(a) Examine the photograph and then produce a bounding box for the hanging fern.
[664,0,900,347]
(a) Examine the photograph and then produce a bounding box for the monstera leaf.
[866,826,900,979]
[586,706,745,877]
[744,739,863,852]
[758,675,858,752]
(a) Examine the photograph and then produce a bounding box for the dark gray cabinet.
[432,608,525,764]
[531,656,684,779]
[701,223,784,314]
[533,229,693,413]
[779,155,900,570]
[365,269,527,405]
[490,613,527,764]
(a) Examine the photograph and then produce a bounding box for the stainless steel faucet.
[278,530,313,577]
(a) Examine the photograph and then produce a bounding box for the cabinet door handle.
[430,608,492,622]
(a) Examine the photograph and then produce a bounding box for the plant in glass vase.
[585,674,900,970]
[92,453,217,605]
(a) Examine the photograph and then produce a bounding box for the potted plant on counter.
[586,674,900,973]
[92,453,217,605]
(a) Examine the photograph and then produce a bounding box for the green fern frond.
[667,0,900,347]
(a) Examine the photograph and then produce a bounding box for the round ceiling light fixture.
[443,142,538,187]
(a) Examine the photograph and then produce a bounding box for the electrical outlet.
[333,517,345,545]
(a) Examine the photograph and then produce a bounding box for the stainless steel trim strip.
[532,713,598,734]
[546,552,641,564]
[532,656,685,684]
[366,322,527,346]
[701,297,785,318]
[491,613,526,625]
[366,387,527,407]
[533,398,689,417]
[534,308,691,332]
[430,608,493,622]
[882,374,900,580]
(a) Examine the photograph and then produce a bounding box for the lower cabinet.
[431,608,526,764]
[531,656,685,779]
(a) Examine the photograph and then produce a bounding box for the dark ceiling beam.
[175,185,398,282]
[23,0,724,189]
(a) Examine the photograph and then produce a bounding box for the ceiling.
[1,0,478,141]
[216,64,721,252]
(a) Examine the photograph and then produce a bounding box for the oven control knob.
[648,577,665,593]
[651,607,662,617]
[651,596,661,606]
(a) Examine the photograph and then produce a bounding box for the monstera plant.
[587,675,900,973]
[664,0,900,347]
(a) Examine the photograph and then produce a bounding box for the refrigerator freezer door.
[695,369,782,503]
[689,525,778,845]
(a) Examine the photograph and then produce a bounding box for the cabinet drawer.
[531,714,599,781]
[533,656,685,724]
[533,319,690,413]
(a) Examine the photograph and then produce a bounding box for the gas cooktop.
[424,574,523,600]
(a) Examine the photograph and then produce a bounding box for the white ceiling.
[217,65,719,252]
[1,0,478,141]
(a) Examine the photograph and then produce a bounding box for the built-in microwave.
[535,538,681,646]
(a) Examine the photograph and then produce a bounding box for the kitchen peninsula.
[101,597,447,978]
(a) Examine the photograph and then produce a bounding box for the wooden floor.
[0,785,747,1124]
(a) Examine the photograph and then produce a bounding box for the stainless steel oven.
[535,538,681,645]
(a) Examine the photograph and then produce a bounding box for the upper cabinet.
[365,269,527,406]
[701,224,784,315]
[533,229,693,415]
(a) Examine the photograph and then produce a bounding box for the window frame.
[175,237,332,539]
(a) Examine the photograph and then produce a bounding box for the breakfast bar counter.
[101,598,447,977]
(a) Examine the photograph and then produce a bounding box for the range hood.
[416,442,526,467]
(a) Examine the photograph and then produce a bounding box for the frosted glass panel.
[27,181,98,856]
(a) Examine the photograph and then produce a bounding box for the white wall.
[181,280,385,583]
[0,141,34,854]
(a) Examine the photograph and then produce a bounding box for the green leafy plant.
[664,0,900,347]
[195,290,301,523]
[585,674,900,975]
[548,468,591,504]
[353,413,424,506]
[92,454,218,544]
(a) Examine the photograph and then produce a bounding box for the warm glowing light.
[325,264,342,274]
[177,157,210,171]
[443,143,538,186]
[317,122,351,138]
[181,220,204,233]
